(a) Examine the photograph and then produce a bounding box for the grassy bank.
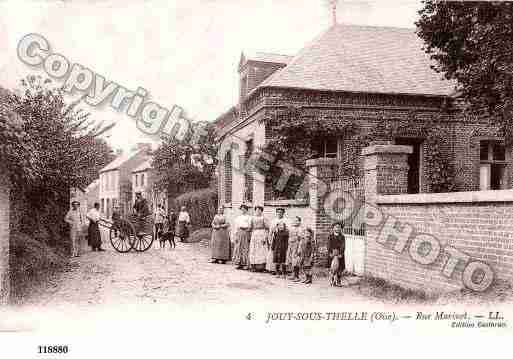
[10,232,70,305]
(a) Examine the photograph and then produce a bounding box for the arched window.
[224,150,232,203]
[244,139,254,203]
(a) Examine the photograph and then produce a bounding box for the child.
[287,216,303,282]
[160,215,176,249]
[327,222,345,286]
[297,228,316,284]
[271,222,289,278]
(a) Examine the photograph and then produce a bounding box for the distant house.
[132,159,167,214]
[99,143,151,219]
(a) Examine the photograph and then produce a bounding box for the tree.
[152,121,217,201]
[2,75,115,202]
[1,75,115,240]
[416,1,513,137]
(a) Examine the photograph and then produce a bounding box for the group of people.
[65,191,193,256]
[210,204,348,286]
[66,195,348,286]
[153,203,192,249]
[64,200,105,257]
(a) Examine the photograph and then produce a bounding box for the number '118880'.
[38,345,69,354]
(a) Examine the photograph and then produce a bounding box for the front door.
[395,138,422,194]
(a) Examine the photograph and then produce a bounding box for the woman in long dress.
[286,216,303,281]
[86,202,104,252]
[249,206,269,272]
[232,204,252,270]
[211,206,230,264]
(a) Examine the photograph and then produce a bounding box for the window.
[224,150,232,203]
[313,137,339,158]
[141,173,145,187]
[244,139,254,203]
[240,75,248,98]
[480,140,507,190]
[106,198,111,218]
[101,198,105,213]
[135,174,139,187]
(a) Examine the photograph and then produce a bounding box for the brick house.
[99,143,151,219]
[214,24,506,272]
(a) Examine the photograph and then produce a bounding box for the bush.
[10,232,69,304]
[174,188,217,230]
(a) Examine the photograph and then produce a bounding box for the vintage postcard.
[1,0,512,358]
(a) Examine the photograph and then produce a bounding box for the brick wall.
[363,144,513,294]
[0,170,10,304]
[369,197,513,294]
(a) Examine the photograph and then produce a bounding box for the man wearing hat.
[65,200,86,257]
[133,192,150,217]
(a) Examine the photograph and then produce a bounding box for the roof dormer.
[238,51,292,102]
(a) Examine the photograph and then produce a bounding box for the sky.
[0,0,423,152]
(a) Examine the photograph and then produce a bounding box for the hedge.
[173,187,218,230]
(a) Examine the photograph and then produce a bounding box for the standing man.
[87,202,104,252]
[176,206,191,242]
[64,200,85,258]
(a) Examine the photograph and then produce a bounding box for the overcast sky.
[0,0,423,151]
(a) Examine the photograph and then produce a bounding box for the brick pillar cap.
[362,144,413,156]
[305,157,338,168]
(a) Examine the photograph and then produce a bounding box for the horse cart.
[99,213,155,253]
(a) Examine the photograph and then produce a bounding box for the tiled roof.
[260,24,455,96]
[132,159,152,173]
[100,150,146,173]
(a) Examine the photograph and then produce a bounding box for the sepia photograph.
[0,0,512,357]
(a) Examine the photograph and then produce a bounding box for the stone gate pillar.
[0,167,11,304]
[362,144,412,277]
[362,144,412,201]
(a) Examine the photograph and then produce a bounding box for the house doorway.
[395,138,423,194]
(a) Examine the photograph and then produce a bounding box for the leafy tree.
[2,76,115,202]
[1,75,115,240]
[416,1,513,138]
[152,121,218,201]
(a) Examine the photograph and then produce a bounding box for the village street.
[17,228,367,314]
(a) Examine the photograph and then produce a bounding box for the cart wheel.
[110,219,135,253]
[131,231,154,252]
